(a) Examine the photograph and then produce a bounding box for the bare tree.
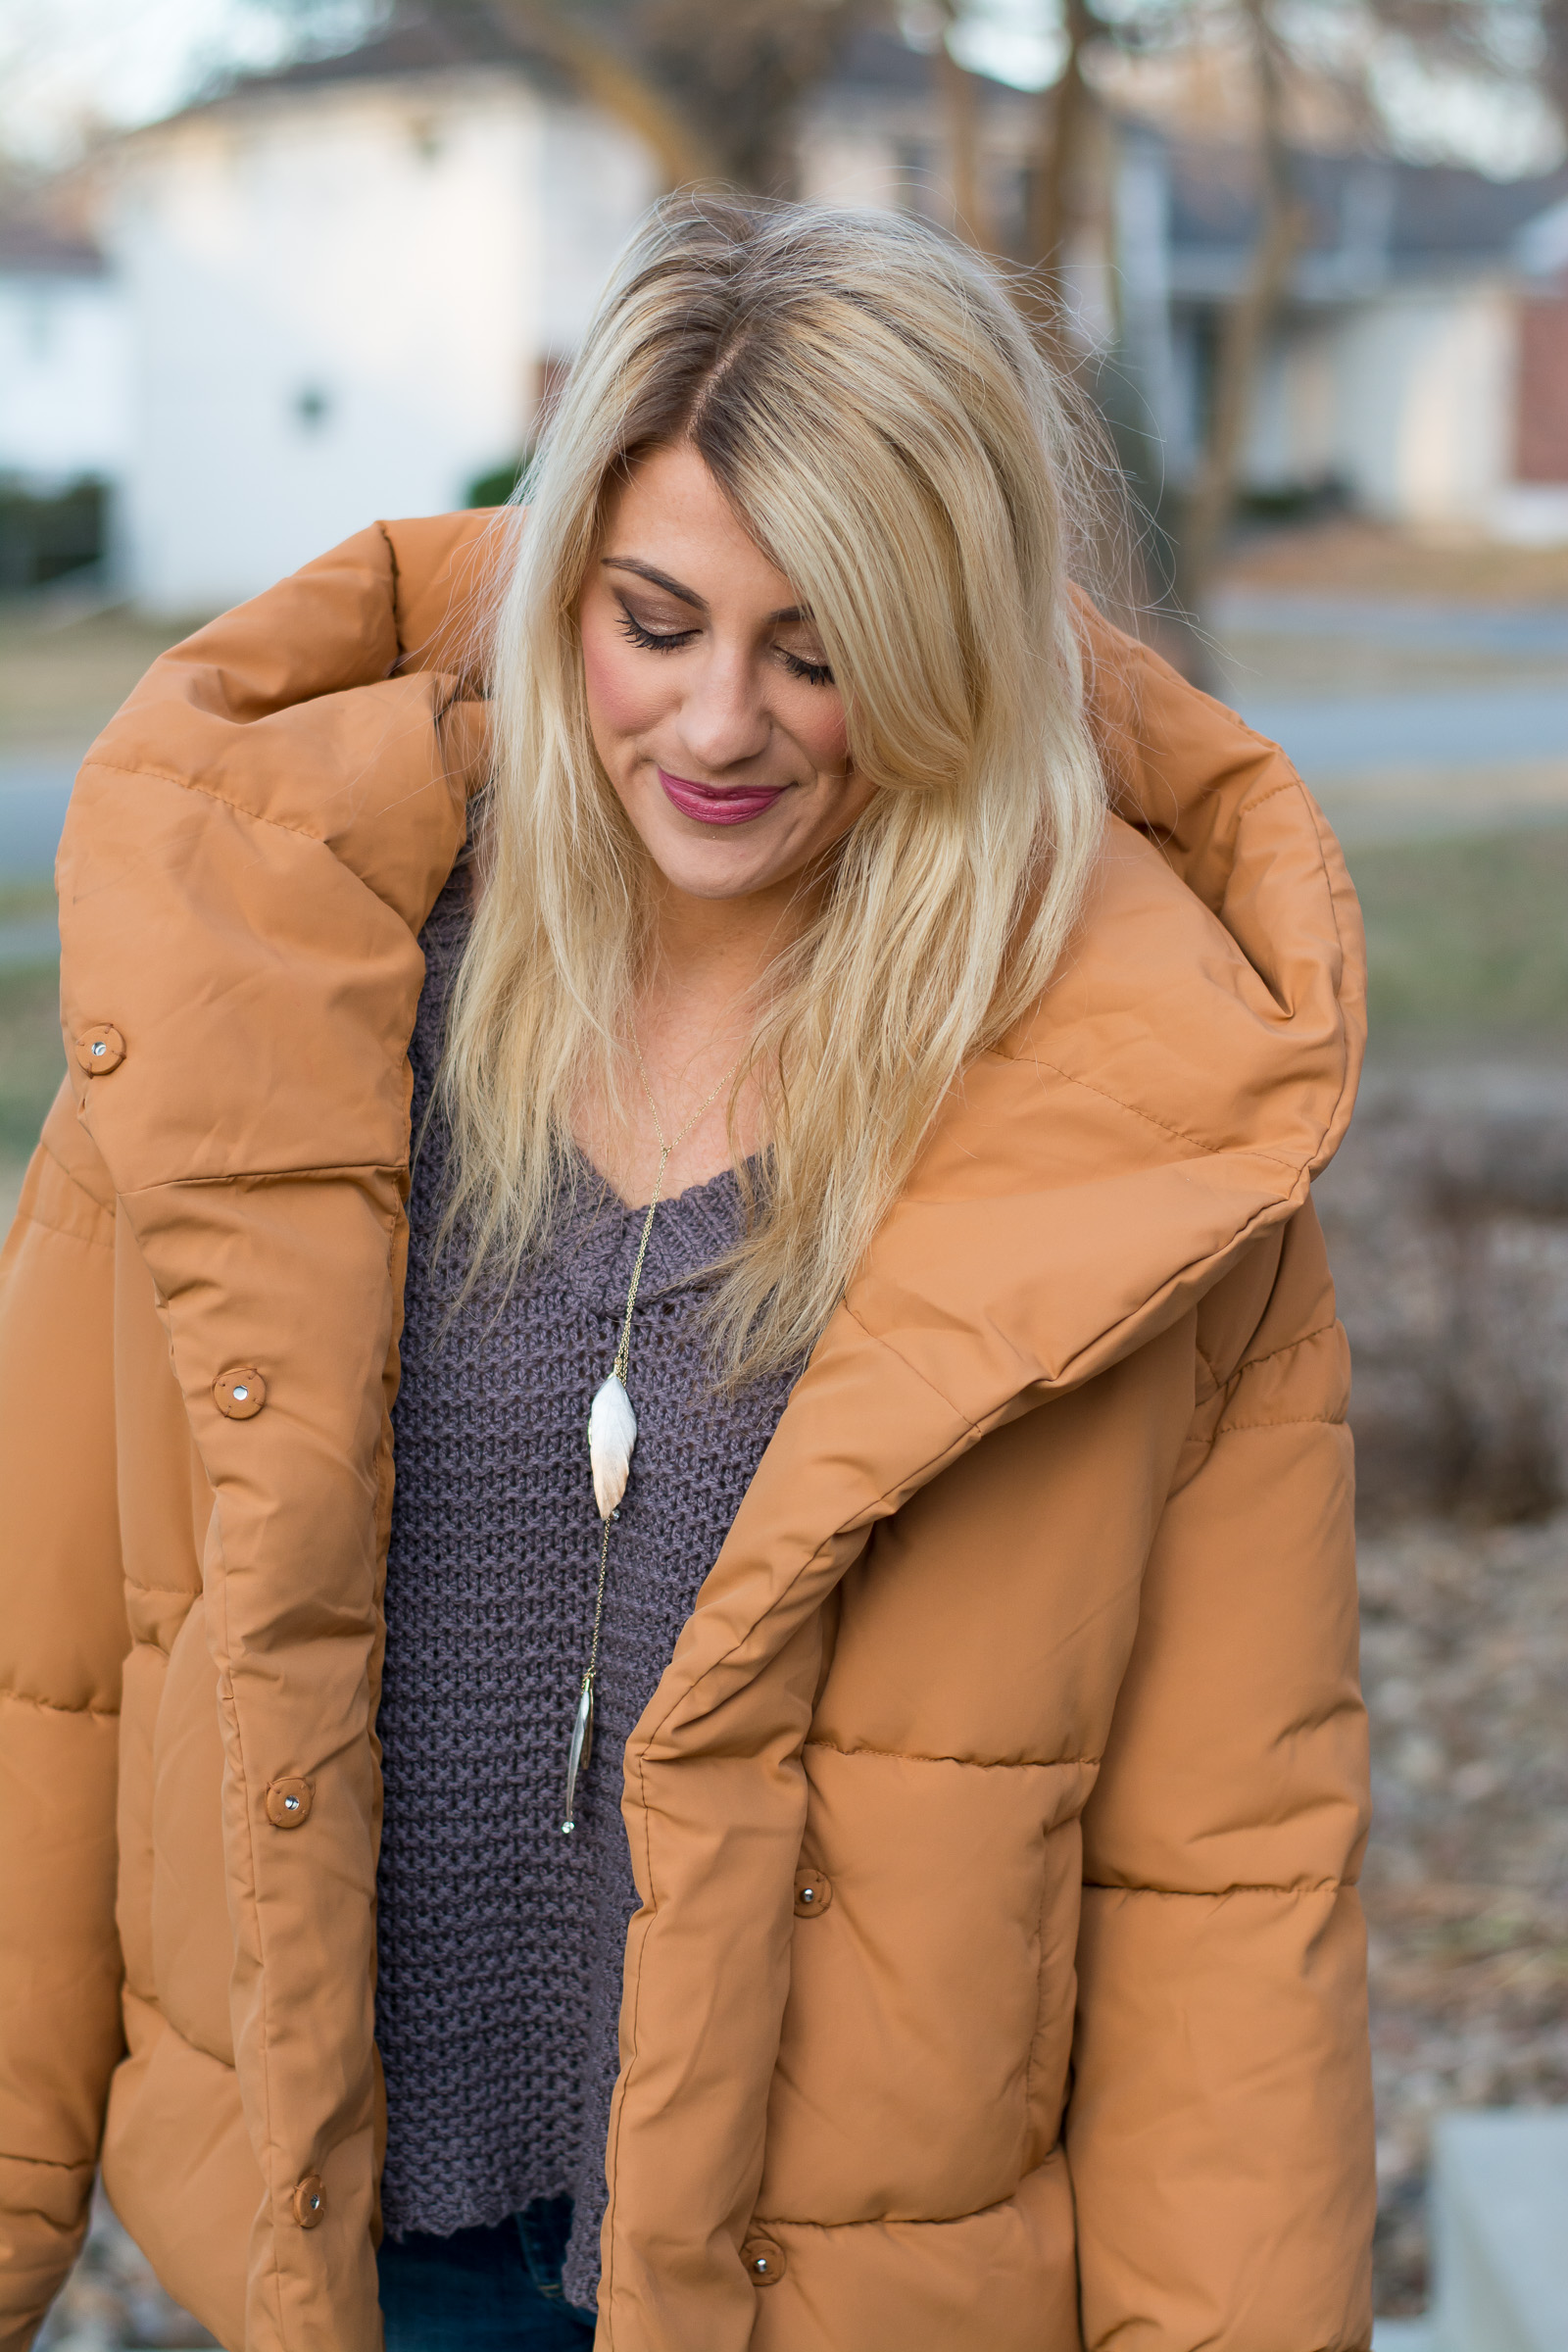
[1023,0,1098,314]
[1544,0,1568,121]
[487,2,722,185]
[482,0,885,194]
[1364,0,1568,127]
[253,0,885,192]
[611,0,885,193]
[932,0,998,248]
[1173,0,1305,628]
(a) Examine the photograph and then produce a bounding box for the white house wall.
[1223,283,1522,523]
[1242,318,1340,491]
[536,107,658,358]
[1332,286,1515,524]
[0,271,129,487]
[102,75,651,612]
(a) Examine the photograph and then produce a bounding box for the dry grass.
[1348,827,1568,1034]
[0,965,63,1163]
[1223,517,1568,604]
[0,601,200,756]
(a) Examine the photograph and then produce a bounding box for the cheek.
[580,615,663,745]
[795,695,852,777]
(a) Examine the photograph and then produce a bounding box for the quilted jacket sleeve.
[1067,1200,1375,2352]
[0,1080,128,2350]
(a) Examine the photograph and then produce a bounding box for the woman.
[0,197,1373,2352]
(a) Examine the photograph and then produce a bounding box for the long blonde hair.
[440,194,1109,1379]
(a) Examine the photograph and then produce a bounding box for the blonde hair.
[440,193,1108,1379]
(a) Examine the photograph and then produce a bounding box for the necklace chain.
[612,1033,735,1377]
[562,1032,739,1834]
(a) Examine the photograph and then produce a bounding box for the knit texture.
[375,866,800,2308]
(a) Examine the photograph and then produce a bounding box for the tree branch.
[484,0,725,188]
[1021,0,1096,344]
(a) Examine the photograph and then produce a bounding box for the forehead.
[600,444,795,607]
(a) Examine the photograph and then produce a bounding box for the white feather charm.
[588,1372,637,1520]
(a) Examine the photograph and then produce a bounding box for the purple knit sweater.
[374,866,800,2307]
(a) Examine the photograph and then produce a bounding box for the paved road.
[1232,683,1568,776]
[0,755,75,882]
[1212,589,1568,659]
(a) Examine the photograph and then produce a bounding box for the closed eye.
[780,649,834,687]
[616,607,697,654]
[615,597,833,685]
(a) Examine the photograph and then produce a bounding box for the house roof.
[169,1,571,113]
[148,9,966,127]
[1167,141,1568,269]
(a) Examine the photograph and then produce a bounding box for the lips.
[658,767,788,827]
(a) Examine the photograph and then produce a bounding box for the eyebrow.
[602,556,806,626]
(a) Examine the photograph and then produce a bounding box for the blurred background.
[1,1,1564,2345]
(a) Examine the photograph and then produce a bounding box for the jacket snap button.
[743,2234,785,2285]
[74,1023,125,1076]
[215,1366,267,1420]
[793,1868,832,1918]
[267,1777,313,1829]
[291,2174,325,2229]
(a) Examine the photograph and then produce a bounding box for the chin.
[652,843,780,902]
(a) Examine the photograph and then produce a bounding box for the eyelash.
[615,611,834,688]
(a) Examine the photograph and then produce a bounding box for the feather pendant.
[588,1372,637,1520]
[561,1674,595,1836]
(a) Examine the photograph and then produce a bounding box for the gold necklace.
[560,1038,738,1835]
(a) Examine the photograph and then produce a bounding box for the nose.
[676,641,772,774]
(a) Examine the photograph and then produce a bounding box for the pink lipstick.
[658,767,788,826]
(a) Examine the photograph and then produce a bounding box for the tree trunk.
[935,3,993,249]
[1173,0,1302,657]
[1023,0,1095,342]
[940,38,986,246]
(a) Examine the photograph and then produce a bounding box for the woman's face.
[578,442,875,905]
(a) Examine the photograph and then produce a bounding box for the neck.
[640,863,817,1027]
[575,860,822,1205]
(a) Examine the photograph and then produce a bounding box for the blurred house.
[95,15,658,612]
[10,16,1565,610]
[1139,137,1568,543]
[806,50,1568,542]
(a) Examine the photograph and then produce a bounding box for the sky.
[0,0,378,165]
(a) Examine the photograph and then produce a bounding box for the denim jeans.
[379,2197,597,2349]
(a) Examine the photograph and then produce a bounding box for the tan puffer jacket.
[0,512,1373,2352]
